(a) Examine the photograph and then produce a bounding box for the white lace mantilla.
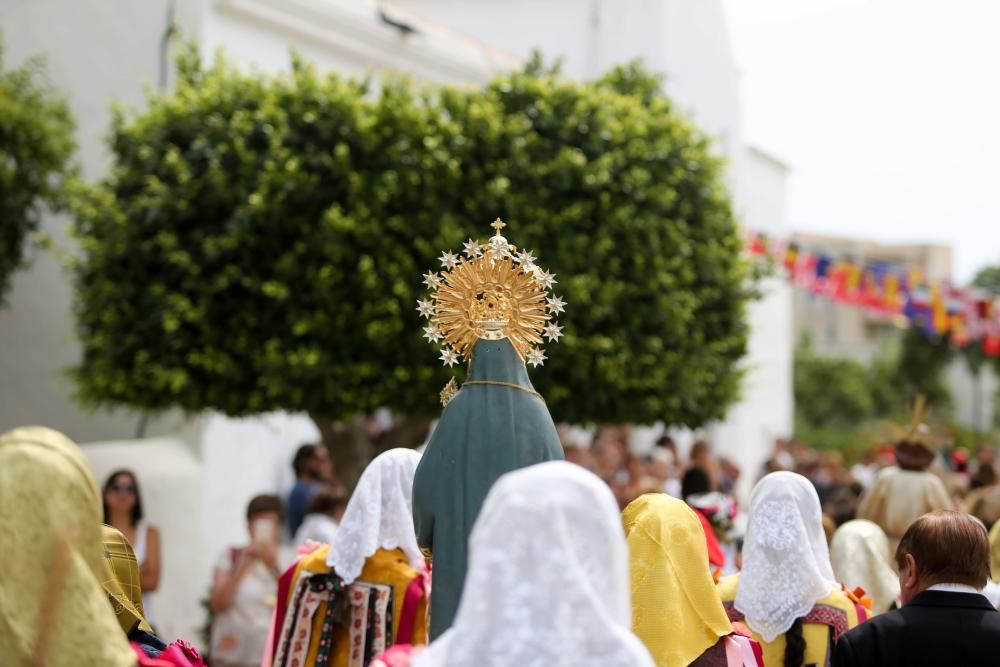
[326,448,424,584]
[734,471,837,643]
[414,461,655,667]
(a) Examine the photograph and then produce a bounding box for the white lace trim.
[325,449,423,584]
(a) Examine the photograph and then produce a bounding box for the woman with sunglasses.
[103,469,161,627]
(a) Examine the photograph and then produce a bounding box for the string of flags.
[746,230,1000,356]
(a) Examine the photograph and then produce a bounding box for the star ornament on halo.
[543,322,563,343]
[439,251,461,270]
[463,239,484,258]
[440,347,461,367]
[526,348,547,368]
[514,249,536,266]
[416,299,435,319]
[422,271,443,290]
[534,268,557,290]
[489,235,511,259]
[546,295,566,315]
[423,325,444,343]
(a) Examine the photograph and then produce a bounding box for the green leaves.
[71,51,750,427]
[0,35,77,303]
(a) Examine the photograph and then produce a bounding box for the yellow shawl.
[989,518,1000,581]
[0,426,135,667]
[101,524,154,634]
[623,494,732,667]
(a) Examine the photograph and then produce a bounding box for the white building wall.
[709,147,793,500]
[401,0,743,160]
[947,361,998,433]
[0,0,203,443]
[203,0,519,83]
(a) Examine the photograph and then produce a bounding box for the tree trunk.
[377,415,432,452]
[308,413,432,493]
[309,413,373,494]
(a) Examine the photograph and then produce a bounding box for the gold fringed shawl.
[0,427,134,667]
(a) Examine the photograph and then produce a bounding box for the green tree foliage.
[971,265,1000,296]
[794,328,956,451]
[794,345,876,450]
[793,341,907,451]
[894,325,953,409]
[71,49,750,477]
[0,37,76,303]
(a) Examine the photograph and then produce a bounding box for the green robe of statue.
[413,338,564,639]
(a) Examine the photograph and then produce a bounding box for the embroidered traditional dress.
[623,494,761,667]
[273,449,428,667]
[273,546,427,667]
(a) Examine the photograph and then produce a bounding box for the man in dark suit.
[834,510,1000,666]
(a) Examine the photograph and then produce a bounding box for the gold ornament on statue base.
[418,218,565,368]
[440,377,459,407]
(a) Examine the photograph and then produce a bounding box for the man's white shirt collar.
[926,583,983,595]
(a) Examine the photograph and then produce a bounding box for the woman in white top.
[102,469,161,625]
[414,461,655,667]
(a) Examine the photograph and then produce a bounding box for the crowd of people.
[6,416,1000,667]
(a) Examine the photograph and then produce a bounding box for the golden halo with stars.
[417,219,566,368]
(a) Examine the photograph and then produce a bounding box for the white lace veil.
[734,471,837,643]
[325,448,424,584]
[830,519,900,614]
[414,461,654,667]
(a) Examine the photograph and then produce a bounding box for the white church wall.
[204,0,519,84]
[0,0,203,443]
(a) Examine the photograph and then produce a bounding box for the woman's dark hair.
[681,467,711,501]
[306,487,347,516]
[102,469,143,526]
[784,617,806,667]
[292,443,318,476]
[247,494,285,522]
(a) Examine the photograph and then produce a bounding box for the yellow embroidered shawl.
[623,494,732,667]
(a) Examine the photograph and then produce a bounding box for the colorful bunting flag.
[744,230,997,349]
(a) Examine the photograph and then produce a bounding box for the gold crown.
[417,219,566,368]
